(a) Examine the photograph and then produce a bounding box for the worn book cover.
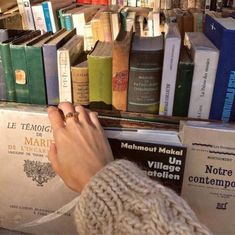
[0,103,78,235]
[205,15,235,122]
[127,35,163,114]
[107,130,186,194]
[112,30,133,111]
[180,121,235,234]
[184,32,219,119]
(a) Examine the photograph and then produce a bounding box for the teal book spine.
[25,46,47,105]
[10,44,29,103]
[0,43,16,101]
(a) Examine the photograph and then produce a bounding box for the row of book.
[0,102,235,235]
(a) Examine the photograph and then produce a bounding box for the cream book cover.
[0,103,78,235]
[180,121,235,235]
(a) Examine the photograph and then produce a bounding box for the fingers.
[47,106,65,133]
[89,111,102,130]
[58,102,78,125]
[48,143,60,175]
[75,105,92,125]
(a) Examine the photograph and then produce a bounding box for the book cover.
[22,0,35,30]
[43,29,76,105]
[57,35,84,103]
[10,31,41,104]
[173,46,194,117]
[25,32,53,105]
[71,59,89,106]
[32,3,47,33]
[88,41,112,109]
[184,32,219,119]
[127,35,163,114]
[159,23,181,116]
[204,15,235,122]
[112,30,133,111]
[180,121,235,234]
[106,128,186,194]
[0,103,78,235]
[0,30,31,102]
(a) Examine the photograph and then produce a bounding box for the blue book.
[42,1,53,32]
[204,15,235,122]
[42,29,76,105]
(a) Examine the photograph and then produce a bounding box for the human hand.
[47,102,114,193]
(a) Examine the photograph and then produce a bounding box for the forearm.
[74,160,212,235]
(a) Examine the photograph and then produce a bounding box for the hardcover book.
[57,35,84,103]
[0,103,78,235]
[180,121,235,235]
[25,32,53,105]
[159,23,181,116]
[10,31,41,103]
[173,46,194,117]
[184,32,219,119]
[204,15,235,122]
[112,30,133,111]
[88,41,112,109]
[127,35,164,114]
[43,29,76,105]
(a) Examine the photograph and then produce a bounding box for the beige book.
[180,121,235,235]
[99,11,112,42]
[57,35,84,102]
[71,60,89,106]
[0,103,78,235]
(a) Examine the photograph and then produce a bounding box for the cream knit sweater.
[74,160,212,235]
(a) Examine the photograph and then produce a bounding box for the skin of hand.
[47,102,114,193]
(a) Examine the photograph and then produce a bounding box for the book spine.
[22,0,35,30]
[0,44,16,101]
[159,37,181,116]
[42,2,53,32]
[100,12,112,42]
[17,0,28,30]
[25,46,47,105]
[127,50,163,114]
[0,50,6,100]
[10,45,29,103]
[88,56,112,109]
[64,15,74,31]
[112,33,132,111]
[43,45,59,105]
[205,15,235,122]
[173,62,194,117]
[57,50,72,103]
[71,66,89,106]
[47,2,57,33]
[32,4,47,33]
[188,50,219,119]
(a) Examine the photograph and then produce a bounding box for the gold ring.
[64,112,79,122]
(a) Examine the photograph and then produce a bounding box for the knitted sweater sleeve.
[74,160,212,235]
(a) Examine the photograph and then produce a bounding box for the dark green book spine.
[10,45,29,103]
[0,43,16,101]
[25,46,47,105]
[173,62,194,117]
[127,50,163,114]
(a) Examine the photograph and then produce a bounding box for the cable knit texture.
[74,160,212,235]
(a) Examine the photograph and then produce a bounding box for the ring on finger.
[64,112,79,122]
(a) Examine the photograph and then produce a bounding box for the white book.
[185,32,219,119]
[58,35,84,102]
[0,103,78,235]
[84,23,94,51]
[159,23,181,116]
[32,4,47,33]
[153,11,161,36]
[180,121,235,235]
[22,0,35,30]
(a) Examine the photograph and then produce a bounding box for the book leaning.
[180,121,235,234]
[0,103,78,234]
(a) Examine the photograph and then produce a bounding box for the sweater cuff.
[74,160,163,233]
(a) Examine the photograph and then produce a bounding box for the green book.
[10,31,41,103]
[172,46,194,117]
[0,30,31,102]
[25,32,53,105]
[88,41,112,109]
